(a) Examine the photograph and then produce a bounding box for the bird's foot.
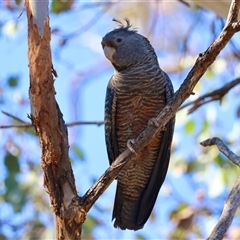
[148,118,159,128]
[127,139,137,155]
[148,118,167,131]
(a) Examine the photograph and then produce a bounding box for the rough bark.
[26,1,83,239]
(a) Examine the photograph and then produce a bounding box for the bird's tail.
[112,185,144,231]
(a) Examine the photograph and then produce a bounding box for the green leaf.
[15,0,22,5]
[3,21,18,37]
[28,220,45,239]
[202,120,209,132]
[4,153,20,174]
[186,160,205,173]
[4,174,26,212]
[82,216,98,238]
[170,202,188,220]
[149,210,156,223]
[169,228,187,240]
[0,233,7,240]
[8,76,19,87]
[4,174,18,190]
[137,234,146,240]
[72,145,84,161]
[51,0,73,14]
[205,67,214,80]
[185,120,195,134]
[5,188,26,212]
[15,126,36,136]
[214,155,227,168]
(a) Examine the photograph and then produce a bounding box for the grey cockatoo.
[102,19,175,230]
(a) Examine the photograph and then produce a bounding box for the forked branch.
[179,77,240,114]
[201,137,240,240]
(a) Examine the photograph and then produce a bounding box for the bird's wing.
[137,75,175,226]
[104,78,118,165]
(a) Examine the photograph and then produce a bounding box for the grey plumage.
[103,19,175,230]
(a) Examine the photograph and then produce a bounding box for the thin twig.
[0,121,104,129]
[0,124,32,129]
[2,110,29,123]
[200,137,240,167]
[1,110,104,128]
[207,177,240,240]
[179,77,240,113]
[61,3,112,43]
[66,121,104,127]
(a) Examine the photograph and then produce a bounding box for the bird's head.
[102,19,155,72]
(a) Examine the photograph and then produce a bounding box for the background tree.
[0,1,240,239]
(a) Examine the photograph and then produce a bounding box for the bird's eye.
[116,38,122,43]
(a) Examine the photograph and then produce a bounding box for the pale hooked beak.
[103,45,116,61]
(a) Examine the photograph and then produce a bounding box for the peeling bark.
[25,0,83,239]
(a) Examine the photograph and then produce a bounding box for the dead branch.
[1,110,104,128]
[201,137,240,167]
[1,110,32,129]
[207,177,240,240]
[2,110,29,123]
[0,120,104,129]
[58,3,112,45]
[26,0,82,238]
[201,137,240,240]
[179,77,240,113]
[66,121,104,127]
[0,124,32,129]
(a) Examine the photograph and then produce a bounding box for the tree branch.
[68,0,240,221]
[208,178,240,240]
[200,137,240,240]
[3,74,240,130]
[26,0,82,238]
[0,121,104,129]
[0,124,32,129]
[201,137,240,167]
[59,3,112,45]
[179,77,240,114]
[2,110,29,124]
[66,121,104,127]
[1,110,104,129]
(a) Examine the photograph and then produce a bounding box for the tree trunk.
[25,1,83,238]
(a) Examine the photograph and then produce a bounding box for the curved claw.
[148,118,167,131]
[148,118,159,128]
[127,139,137,155]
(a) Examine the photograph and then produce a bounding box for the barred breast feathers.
[111,51,167,95]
